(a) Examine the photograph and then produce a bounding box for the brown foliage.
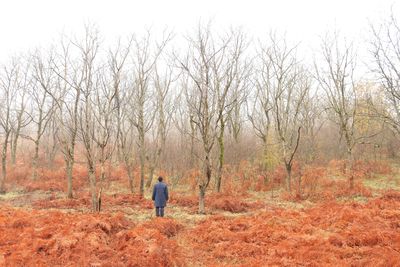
[1,156,399,266]
[170,192,264,213]
[0,207,184,266]
[352,160,393,179]
[32,192,154,211]
[141,217,184,238]
[184,195,400,266]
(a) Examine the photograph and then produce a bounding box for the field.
[1,160,400,267]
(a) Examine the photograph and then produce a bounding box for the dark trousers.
[156,207,164,217]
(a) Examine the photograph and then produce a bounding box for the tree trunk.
[100,147,106,183]
[0,154,6,194]
[88,163,99,212]
[146,166,154,188]
[297,174,302,199]
[216,124,224,193]
[139,146,145,196]
[0,155,6,194]
[89,175,99,212]
[66,124,77,199]
[32,141,40,180]
[285,163,292,193]
[97,187,102,212]
[123,153,135,194]
[198,185,206,214]
[198,155,212,214]
[347,149,354,190]
[189,118,195,169]
[262,138,268,170]
[11,133,18,166]
[66,158,73,199]
[0,133,10,193]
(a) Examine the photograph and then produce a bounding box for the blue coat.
[152,182,169,207]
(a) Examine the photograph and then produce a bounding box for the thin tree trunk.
[347,149,354,189]
[100,147,106,183]
[32,141,40,180]
[137,101,146,196]
[0,134,10,193]
[0,154,6,193]
[32,112,44,180]
[65,132,77,199]
[11,133,18,166]
[11,106,25,166]
[216,131,224,193]
[199,156,212,214]
[66,158,73,199]
[198,185,206,214]
[146,166,155,188]
[262,139,268,170]
[286,163,292,193]
[123,153,135,194]
[297,173,302,199]
[189,117,195,168]
[139,151,145,196]
[88,163,98,212]
[216,117,226,192]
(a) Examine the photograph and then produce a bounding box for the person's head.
[158,176,163,182]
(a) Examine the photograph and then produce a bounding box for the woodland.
[0,12,400,267]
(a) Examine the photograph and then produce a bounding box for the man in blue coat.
[152,176,169,217]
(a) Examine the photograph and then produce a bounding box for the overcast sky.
[0,0,398,62]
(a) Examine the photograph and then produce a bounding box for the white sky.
[0,0,398,62]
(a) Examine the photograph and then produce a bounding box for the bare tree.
[213,29,249,193]
[173,76,198,170]
[128,30,172,196]
[73,25,102,211]
[116,91,136,194]
[315,32,358,188]
[248,44,274,170]
[146,65,174,188]
[43,115,59,167]
[298,89,324,163]
[29,50,56,179]
[177,23,237,212]
[92,68,117,200]
[0,58,20,193]
[370,12,400,136]
[48,36,83,199]
[108,37,135,192]
[227,77,248,144]
[259,34,310,192]
[10,61,31,166]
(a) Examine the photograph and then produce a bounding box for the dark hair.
[158,176,163,182]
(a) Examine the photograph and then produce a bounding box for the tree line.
[0,14,399,213]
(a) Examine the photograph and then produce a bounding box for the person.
[152,176,169,217]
